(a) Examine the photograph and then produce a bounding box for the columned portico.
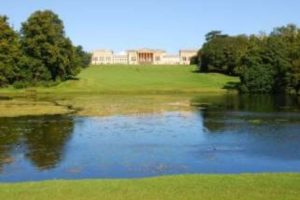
[138,52,154,64]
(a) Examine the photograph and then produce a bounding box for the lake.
[1,94,300,182]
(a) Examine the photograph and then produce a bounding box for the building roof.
[179,49,198,53]
[113,54,128,58]
[127,48,166,53]
[115,51,127,56]
[93,49,113,53]
[163,54,180,58]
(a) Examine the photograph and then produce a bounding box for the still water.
[1,95,300,182]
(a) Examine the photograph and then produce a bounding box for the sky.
[0,0,300,53]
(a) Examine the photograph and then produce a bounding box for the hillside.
[5,65,239,94]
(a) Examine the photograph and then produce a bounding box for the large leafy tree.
[205,30,228,42]
[200,36,228,73]
[239,35,292,94]
[238,37,275,93]
[200,33,249,75]
[73,45,92,69]
[271,24,300,94]
[0,16,22,86]
[288,59,300,94]
[20,10,79,82]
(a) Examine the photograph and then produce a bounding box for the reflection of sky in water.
[1,109,300,182]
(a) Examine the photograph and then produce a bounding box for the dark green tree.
[0,16,22,86]
[205,30,228,42]
[73,45,92,69]
[200,36,228,72]
[271,24,300,94]
[239,64,276,93]
[200,33,249,75]
[288,59,300,94]
[239,35,288,93]
[20,10,83,82]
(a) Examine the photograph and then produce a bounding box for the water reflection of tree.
[198,94,300,132]
[195,95,300,164]
[0,118,21,172]
[202,110,227,132]
[23,116,74,170]
[0,116,74,171]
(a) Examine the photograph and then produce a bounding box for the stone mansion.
[91,49,198,65]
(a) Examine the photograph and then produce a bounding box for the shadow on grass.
[190,68,201,73]
[0,96,12,100]
[66,76,80,81]
[223,81,240,90]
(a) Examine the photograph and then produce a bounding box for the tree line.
[0,10,91,88]
[196,25,300,94]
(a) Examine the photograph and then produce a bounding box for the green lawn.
[1,174,300,200]
[0,65,239,94]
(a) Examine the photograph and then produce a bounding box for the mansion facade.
[91,49,198,65]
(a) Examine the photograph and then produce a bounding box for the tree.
[239,35,289,94]
[271,24,300,94]
[200,36,228,72]
[239,64,276,93]
[222,35,249,75]
[205,30,228,42]
[20,10,81,82]
[287,59,300,94]
[0,16,22,86]
[73,45,92,69]
[190,55,199,66]
[200,33,249,75]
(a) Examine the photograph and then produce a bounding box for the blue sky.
[0,0,300,53]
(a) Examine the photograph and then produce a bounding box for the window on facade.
[131,57,137,61]
[182,57,187,61]
[155,56,160,61]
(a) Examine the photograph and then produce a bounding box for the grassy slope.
[0,65,239,94]
[1,174,300,200]
[56,65,238,93]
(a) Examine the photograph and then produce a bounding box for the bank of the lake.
[0,65,239,117]
[0,93,232,117]
[1,174,300,200]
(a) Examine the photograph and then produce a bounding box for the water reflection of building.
[91,49,198,65]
